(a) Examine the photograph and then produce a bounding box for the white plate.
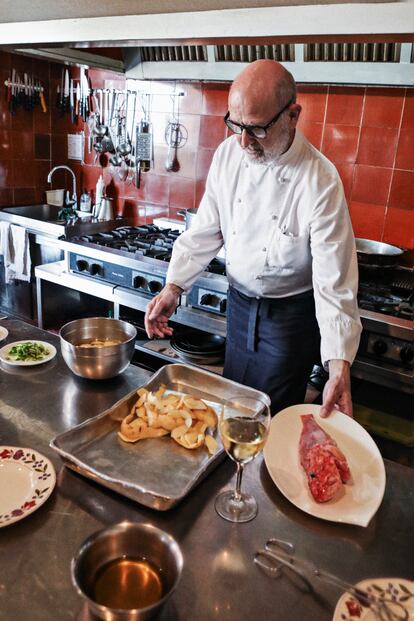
[0,326,8,342]
[0,340,57,366]
[0,446,56,527]
[263,404,386,527]
[333,577,414,620]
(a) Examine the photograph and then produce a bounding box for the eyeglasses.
[224,99,294,139]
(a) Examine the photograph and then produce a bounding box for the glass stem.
[234,462,244,502]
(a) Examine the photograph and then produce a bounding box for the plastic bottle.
[94,175,105,218]
[79,189,92,212]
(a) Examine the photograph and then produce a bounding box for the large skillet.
[355,238,404,268]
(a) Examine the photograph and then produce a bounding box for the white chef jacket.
[167,130,362,365]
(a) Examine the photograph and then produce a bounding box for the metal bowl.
[71,521,183,621]
[59,317,137,380]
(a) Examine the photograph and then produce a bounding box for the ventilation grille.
[215,44,295,63]
[305,43,401,62]
[140,45,207,62]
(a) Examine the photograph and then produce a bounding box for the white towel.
[0,223,31,283]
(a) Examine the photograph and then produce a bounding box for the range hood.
[3,1,414,85]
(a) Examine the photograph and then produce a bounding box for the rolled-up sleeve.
[166,150,224,291]
[310,178,362,366]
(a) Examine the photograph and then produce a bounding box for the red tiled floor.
[351,165,392,206]
[326,86,364,126]
[296,85,328,123]
[357,126,398,168]
[383,207,414,248]
[395,128,414,171]
[297,121,323,150]
[401,90,414,130]
[169,176,195,210]
[202,83,229,116]
[388,170,414,210]
[321,124,359,164]
[199,115,227,150]
[349,201,386,240]
[335,163,354,203]
[362,87,404,128]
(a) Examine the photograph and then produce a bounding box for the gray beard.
[241,129,292,166]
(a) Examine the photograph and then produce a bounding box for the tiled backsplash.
[0,51,413,249]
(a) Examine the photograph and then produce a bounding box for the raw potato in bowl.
[118,384,219,455]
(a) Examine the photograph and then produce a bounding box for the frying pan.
[355,238,404,268]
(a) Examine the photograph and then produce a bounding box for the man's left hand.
[320,359,352,418]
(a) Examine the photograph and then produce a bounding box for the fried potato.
[118,385,219,452]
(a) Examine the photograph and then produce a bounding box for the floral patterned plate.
[333,577,414,620]
[0,446,56,527]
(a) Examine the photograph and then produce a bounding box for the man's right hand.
[144,283,183,338]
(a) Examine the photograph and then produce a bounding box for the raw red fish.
[299,414,351,503]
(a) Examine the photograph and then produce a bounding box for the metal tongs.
[254,539,409,621]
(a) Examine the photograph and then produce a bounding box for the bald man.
[145,60,362,418]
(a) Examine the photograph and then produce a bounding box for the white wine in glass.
[215,395,271,523]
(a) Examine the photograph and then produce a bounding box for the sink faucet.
[47,165,77,209]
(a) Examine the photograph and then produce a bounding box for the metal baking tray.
[50,363,270,510]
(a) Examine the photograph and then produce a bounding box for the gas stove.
[358,267,413,321]
[65,224,228,317]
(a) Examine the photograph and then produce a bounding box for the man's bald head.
[227,60,300,165]
[229,60,296,120]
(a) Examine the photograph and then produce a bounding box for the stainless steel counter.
[0,204,126,238]
[1,319,413,621]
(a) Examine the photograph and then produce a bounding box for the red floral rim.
[0,447,55,525]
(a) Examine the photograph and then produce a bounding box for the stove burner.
[358,267,413,320]
[72,224,226,274]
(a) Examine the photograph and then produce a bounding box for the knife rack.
[4,69,46,114]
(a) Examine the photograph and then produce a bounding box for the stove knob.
[200,293,213,306]
[373,340,388,355]
[76,259,88,272]
[88,263,102,276]
[400,346,414,363]
[219,298,227,314]
[200,293,219,307]
[133,275,147,289]
[148,280,162,294]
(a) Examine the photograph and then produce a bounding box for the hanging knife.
[63,68,69,114]
[70,79,75,124]
[39,82,47,113]
[82,69,89,121]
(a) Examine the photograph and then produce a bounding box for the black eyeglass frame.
[224,99,294,139]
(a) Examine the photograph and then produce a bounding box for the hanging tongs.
[254,540,409,621]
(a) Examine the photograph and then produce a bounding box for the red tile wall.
[0,51,55,207]
[1,51,413,250]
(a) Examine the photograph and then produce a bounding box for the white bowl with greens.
[0,340,57,366]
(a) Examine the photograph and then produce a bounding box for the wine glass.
[215,395,271,523]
